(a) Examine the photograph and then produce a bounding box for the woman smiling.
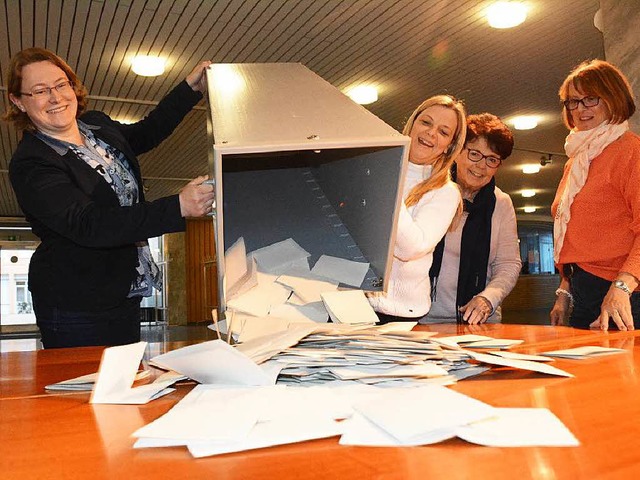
[368,95,466,323]
[423,113,521,324]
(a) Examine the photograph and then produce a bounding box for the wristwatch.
[613,279,633,295]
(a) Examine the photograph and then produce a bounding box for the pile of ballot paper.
[217,237,379,342]
[272,326,483,386]
[132,383,580,457]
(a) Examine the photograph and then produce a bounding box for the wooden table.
[2,324,639,479]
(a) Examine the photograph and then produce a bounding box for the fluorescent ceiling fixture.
[346,85,378,105]
[486,2,528,29]
[512,115,539,130]
[522,164,541,174]
[521,189,536,197]
[131,55,166,77]
[523,206,537,213]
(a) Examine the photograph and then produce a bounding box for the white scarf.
[553,121,629,262]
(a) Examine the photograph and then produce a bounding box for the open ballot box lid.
[205,63,409,316]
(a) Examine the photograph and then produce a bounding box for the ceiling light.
[512,115,538,130]
[131,55,166,77]
[346,85,378,105]
[521,189,536,197]
[486,2,528,29]
[522,164,540,174]
[523,206,537,213]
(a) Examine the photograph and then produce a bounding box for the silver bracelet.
[555,288,574,306]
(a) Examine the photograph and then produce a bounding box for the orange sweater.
[551,131,640,284]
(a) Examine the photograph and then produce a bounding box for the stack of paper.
[271,324,478,386]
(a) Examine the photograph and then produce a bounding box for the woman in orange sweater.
[550,60,639,331]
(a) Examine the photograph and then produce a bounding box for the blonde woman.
[369,95,466,323]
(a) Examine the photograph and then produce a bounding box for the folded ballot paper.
[433,334,524,350]
[89,342,184,404]
[133,384,578,457]
[541,345,627,359]
[150,339,287,386]
[46,369,150,391]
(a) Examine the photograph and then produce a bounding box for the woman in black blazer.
[5,47,214,348]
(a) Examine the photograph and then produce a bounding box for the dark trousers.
[375,312,423,325]
[33,297,142,349]
[567,264,640,330]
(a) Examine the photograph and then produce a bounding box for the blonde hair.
[559,59,635,130]
[402,95,467,207]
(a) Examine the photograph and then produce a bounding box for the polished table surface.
[2,323,640,479]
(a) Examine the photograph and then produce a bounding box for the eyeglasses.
[562,96,600,111]
[466,148,502,168]
[20,80,74,98]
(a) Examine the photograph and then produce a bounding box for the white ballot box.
[205,63,409,317]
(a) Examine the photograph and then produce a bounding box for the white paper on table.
[250,238,310,275]
[287,292,306,306]
[187,415,343,458]
[133,386,259,442]
[467,351,573,377]
[375,322,419,333]
[45,370,150,391]
[329,363,448,380]
[321,289,379,325]
[238,316,315,343]
[541,346,627,359]
[339,411,456,446]
[311,255,370,288]
[151,339,281,386]
[488,351,554,362]
[234,324,317,364]
[269,302,329,323]
[90,342,175,404]
[276,274,338,303]
[352,385,496,444]
[226,281,292,317]
[456,408,580,447]
[432,334,492,348]
[462,338,525,349]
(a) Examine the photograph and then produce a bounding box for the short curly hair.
[3,47,88,132]
[465,113,514,160]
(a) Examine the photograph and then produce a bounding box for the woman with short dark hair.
[423,113,521,324]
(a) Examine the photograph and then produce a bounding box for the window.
[517,223,556,275]
[0,245,38,327]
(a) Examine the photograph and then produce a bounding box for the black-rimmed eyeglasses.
[20,80,74,98]
[562,96,600,111]
[466,148,502,168]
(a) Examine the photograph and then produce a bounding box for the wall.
[600,0,640,133]
[165,231,188,326]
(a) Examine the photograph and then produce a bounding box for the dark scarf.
[429,163,496,320]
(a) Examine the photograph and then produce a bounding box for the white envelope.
[90,342,175,404]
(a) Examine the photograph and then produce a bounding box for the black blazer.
[9,81,202,311]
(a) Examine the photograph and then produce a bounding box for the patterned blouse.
[36,121,161,297]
